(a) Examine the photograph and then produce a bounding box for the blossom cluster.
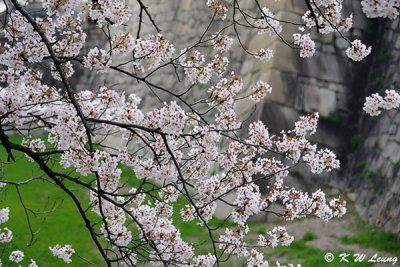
[49,244,75,263]
[210,55,229,76]
[43,0,79,16]
[249,80,272,102]
[206,0,228,20]
[0,207,12,244]
[112,32,135,54]
[361,0,400,19]
[255,48,273,63]
[293,0,354,59]
[208,72,242,129]
[302,0,352,35]
[131,204,194,263]
[266,181,347,221]
[193,253,217,266]
[9,250,24,263]
[255,7,283,36]
[134,33,176,70]
[179,49,212,84]
[50,62,75,81]
[211,32,234,52]
[346,39,372,62]
[296,0,370,61]
[0,197,37,265]
[202,0,374,63]
[1,0,176,78]
[257,226,294,248]
[83,47,111,73]
[363,89,400,116]
[88,0,132,26]
[293,33,316,58]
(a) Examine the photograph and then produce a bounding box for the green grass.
[267,232,374,267]
[338,208,400,255]
[0,136,105,266]
[302,231,317,242]
[338,229,400,254]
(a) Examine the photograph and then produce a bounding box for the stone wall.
[348,19,400,234]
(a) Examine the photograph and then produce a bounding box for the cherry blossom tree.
[0,0,397,266]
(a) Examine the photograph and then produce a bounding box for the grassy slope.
[0,137,103,266]
[338,213,400,254]
[268,232,374,267]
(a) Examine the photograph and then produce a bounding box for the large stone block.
[322,43,336,53]
[336,91,348,110]
[303,86,337,116]
[180,0,192,11]
[262,40,302,73]
[259,69,298,106]
[272,0,307,15]
[261,101,302,132]
[256,40,347,84]
[310,29,334,44]
[241,55,263,74]
[335,36,349,49]
[247,34,276,54]
[274,11,303,42]
[298,50,348,83]
[395,36,400,49]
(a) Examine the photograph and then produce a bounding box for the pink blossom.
[346,39,371,62]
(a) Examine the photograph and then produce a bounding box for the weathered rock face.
[347,19,400,234]
[350,108,400,233]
